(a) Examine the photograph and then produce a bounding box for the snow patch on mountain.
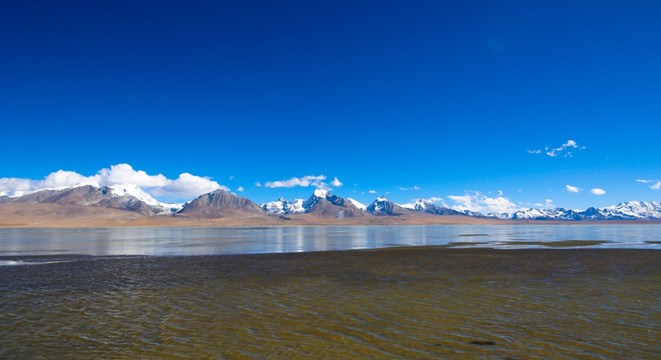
[261,197,306,215]
[313,189,329,198]
[109,184,183,214]
[367,197,391,213]
[401,199,433,211]
[365,196,408,216]
[347,198,366,211]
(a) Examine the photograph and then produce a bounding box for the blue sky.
[1,1,660,211]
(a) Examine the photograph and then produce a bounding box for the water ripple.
[1,248,659,359]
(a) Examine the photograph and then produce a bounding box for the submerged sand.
[1,247,659,359]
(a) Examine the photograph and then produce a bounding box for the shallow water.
[1,226,659,358]
[0,248,659,359]
[0,225,660,258]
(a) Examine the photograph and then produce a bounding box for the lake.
[0,225,660,260]
[1,225,659,359]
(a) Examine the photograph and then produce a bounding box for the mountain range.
[0,185,180,216]
[1,184,660,226]
[500,201,661,220]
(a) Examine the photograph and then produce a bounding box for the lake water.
[0,225,660,260]
[1,225,659,359]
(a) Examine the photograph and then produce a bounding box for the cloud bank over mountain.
[446,191,518,214]
[0,164,225,199]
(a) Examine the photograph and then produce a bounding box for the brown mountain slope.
[0,203,148,227]
[178,189,266,218]
[366,196,420,216]
[0,185,163,216]
[304,191,369,219]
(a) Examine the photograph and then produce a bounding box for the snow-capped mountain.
[261,197,306,215]
[400,199,460,215]
[400,199,431,211]
[109,184,182,214]
[303,189,368,218]
[507,208,583,220]
[0,185,179,216]
[597,201,661,219]
[303,189,331,209]
[2,181,659,222]
[260,189,367,218]
[0,183,183,215]
[366,196,408,216]
[505,201,661,220]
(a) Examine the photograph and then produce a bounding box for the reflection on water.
[0,225,660,257]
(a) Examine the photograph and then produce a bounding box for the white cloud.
[529,140,585,158]
[255,181,262,187]
[590,188,606,195]
[639,179,661,190]
[0,178,39,197]
[447,194,477,211]
[331,177,343,187]
[151,172,226,198]
[0,163,226,200]
[397,186,421,191]
[447,191,518,214]
[566,185,580,193]
[237,186,244,192]
[95,164,169,188]
[369,190,377,194]
[264,175,331,190]
[43,170,94,188]
[482,196,518,214]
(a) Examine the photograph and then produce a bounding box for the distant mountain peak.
[366,196,407,216]
[178,189,264,218]
[109,183,181,212]
[313,189,329,198]
[400,199,459,215]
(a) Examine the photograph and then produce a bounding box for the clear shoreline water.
[1,226,659,359]
[0,225,660,261]
[1,248,659,359]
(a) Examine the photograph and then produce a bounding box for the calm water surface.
[1,226,659,359]
[0,225,660,258]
